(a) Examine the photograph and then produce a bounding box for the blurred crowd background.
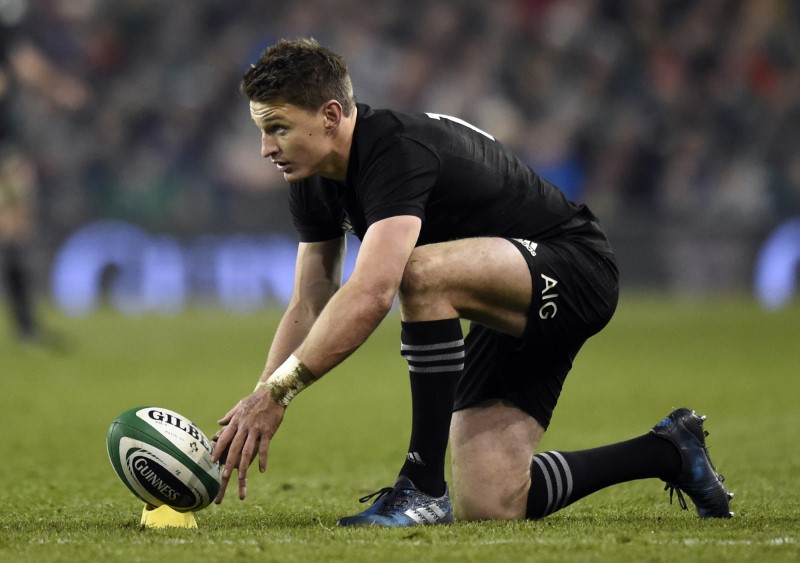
[2,0,799,311]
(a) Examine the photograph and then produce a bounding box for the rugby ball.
[107,406,221,512]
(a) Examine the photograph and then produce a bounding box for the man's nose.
[261,132,278,158]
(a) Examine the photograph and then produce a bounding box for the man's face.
[249,100,332,182]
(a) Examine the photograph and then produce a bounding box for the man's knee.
[452,468,530,521]
[399,245,442,300]
[399,245,458,321]
[450,402,543,521]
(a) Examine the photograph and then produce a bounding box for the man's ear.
[322,100,343,132]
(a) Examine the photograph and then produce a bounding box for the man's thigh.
[399,237,532,336]
[454,237,619,429]
[450,400,544,520]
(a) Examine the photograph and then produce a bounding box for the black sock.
[526,433,682,519]
[398,318,463,497]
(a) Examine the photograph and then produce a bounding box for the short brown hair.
[241,38,355,116]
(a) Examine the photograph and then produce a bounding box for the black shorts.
[453,236,619,429]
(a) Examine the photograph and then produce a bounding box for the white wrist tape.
[254,354,316,407]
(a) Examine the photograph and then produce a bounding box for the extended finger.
[237,432,260,500]
[238,467,247,501]
[215,463,232,504]
[210,422,237,464]
[215,428,247,503]
[225,427,248,474]
[214,448,240,504]
[259,435,270,473]
[217,400,242,425]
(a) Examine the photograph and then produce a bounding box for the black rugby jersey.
[289,104,611,253]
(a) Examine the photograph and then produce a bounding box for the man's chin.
[283,169,307,182]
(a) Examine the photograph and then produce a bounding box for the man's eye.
[268,125,286,135]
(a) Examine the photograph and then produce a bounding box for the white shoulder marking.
[426,113,495,140]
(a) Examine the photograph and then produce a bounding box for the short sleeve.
[358,137,439,226]
[289,178,345,242]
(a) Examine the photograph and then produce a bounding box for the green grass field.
[1,296,798,562]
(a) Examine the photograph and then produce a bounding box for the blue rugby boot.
[650,408,734,518]
[336,476,454,527]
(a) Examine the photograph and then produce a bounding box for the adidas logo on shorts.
[512,238,538,257]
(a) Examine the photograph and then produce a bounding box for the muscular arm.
[296,215,422,376]
[258,237,345,382]
[212,215,421,502]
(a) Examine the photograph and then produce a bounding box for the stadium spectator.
[0,0,87,341]
[4,0,799,235]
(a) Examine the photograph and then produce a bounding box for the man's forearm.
[259,217,416,398]
[296,278,394,378]
[259,301,321,382]
[253,282,392,408]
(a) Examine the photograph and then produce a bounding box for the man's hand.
[210,388,286,503]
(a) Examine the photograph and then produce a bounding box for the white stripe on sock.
[401,339,464,352]
[531,455,554,515]
[540,452,565,512]
[549,451,574,510]
[408,364,464,373]
[402,351,466,362]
